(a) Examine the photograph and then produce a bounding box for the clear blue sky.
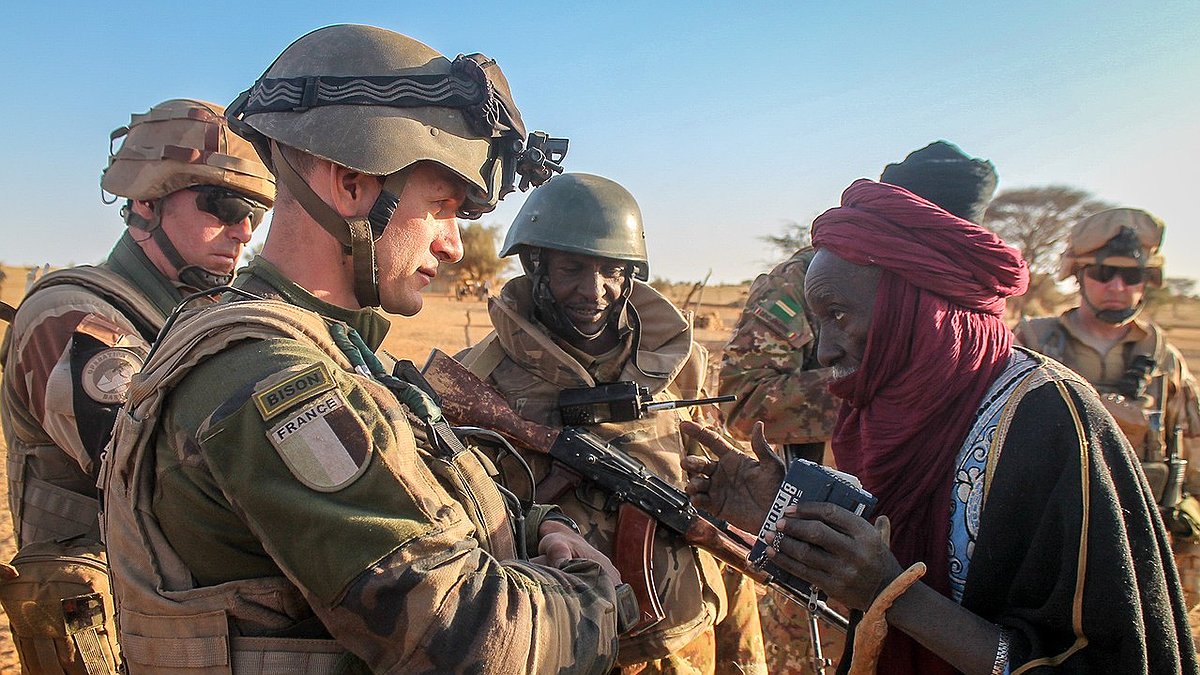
[2,2,1197,285]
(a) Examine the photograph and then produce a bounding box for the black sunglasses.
[1085,265,1146,286]
[190,185,268,229]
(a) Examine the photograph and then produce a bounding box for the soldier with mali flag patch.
[718,140,998,672]
[99,25,624,673]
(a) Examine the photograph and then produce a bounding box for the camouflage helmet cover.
[101,99,275,206]
[1059,207,1165,284]
[500,173,649,280]
[228,24,530,214]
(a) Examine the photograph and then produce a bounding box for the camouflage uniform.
[100,258,621,673]
[1,96,272,674]
[0,233,178,671]
[2,232,180,546]
[1017,311,1200,611]
[464,276,766,674]
[720,248,839,452]
[719,247,846,673]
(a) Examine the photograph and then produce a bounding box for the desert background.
[1,264,1199,670]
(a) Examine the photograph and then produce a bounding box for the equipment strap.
[269,142,381,307]
[22,266,165,343]
[242,53,528,140]
[327,323,518,559]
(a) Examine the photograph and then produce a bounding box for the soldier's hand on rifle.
[680,420,787,533]
[534,520,623,587]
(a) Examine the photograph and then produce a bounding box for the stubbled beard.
[832,364,858,380]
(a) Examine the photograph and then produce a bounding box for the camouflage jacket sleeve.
[718,253,839,445]
[2,283,148,475]
[165,339,619,674]
[1163,343,1200,494]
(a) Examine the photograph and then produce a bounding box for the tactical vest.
[1020,316,1175,499]
[2,265,164,546]
[465,286,727,666]
[0,266,165,675]
[100,299,518,674]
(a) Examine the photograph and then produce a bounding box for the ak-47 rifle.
[421,348,849,635]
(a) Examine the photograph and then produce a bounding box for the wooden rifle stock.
[421,349,849,632]
[422,349,560,453]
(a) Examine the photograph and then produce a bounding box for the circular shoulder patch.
[81,348,143,404]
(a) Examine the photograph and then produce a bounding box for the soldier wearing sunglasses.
[0,99,274,673]
[1018,207,1200,623]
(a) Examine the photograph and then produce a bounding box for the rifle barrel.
[644,395,736,412]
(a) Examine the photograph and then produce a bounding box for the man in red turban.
[683,180,1197,674]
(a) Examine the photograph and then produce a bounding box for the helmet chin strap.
[270,141,414,309]
[1078,271,1143,326]
[528,249,633,345]
[125,200,233,290]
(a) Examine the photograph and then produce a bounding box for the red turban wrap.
[811,179,1028,674]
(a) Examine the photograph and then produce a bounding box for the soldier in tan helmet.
[0,98,274,673]
[1017,208,1200,623]
[100,24,625,674]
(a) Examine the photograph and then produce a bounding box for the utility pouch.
[1167,495,1200,543]
[1099,393,1152,457]
[0,539,119,675]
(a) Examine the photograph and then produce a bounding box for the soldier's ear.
[130,199,157,220]
[317,161,382,219]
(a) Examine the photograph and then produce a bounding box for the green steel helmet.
[500,173,649,280]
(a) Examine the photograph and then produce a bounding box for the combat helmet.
[1061,207,1165,324]
[1060,208,1165,283]
[500,173,648,281]
[225,24,568,307]
[101,99,276,288]
[499,173,648,343]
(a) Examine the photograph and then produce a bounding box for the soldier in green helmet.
[100,25,623,673]
[458,173,767,674]
[0,98,274,674]
[1017,208,1200,633]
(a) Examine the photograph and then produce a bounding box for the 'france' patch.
[266,390,371,492]
[253,363,336,420]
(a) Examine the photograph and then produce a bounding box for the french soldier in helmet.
[1018,207,1200,622]
[0,98,273,674]
[100,25,624,674]
[458,172,767,673]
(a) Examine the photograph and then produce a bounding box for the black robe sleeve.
[962,378,1198,673]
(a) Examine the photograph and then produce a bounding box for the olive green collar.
[101,230,185,317]
[234,257,391,350]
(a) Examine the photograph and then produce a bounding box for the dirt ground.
[0,266,1199,670]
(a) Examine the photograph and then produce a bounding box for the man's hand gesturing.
[679,420,787,533]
